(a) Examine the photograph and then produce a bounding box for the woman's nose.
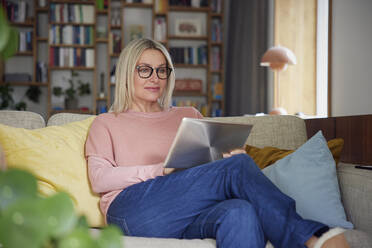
[149,70,160,81]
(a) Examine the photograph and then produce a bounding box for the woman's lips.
[145,86,160,92]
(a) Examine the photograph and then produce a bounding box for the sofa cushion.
[262,131,353,229]
[0,117,104,227]
[245,138,344,169]
[0,110,45,129]
[344,229,372,248]
[337,162,372,237]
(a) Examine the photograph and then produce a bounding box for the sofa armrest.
[337,162,372,236]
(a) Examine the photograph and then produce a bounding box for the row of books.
[211,102,223,117]
[169,46,208,65]
[49,47,95,67]
[154,17,167,42]
[49,25,94,45]
[126,0,154,3]
[154,0,167,13]
[168,0,208,7]
[211,0,222,13]
[109,33,122,54]
[19,31,33,52]
[3,0,27,23]
[211,81,223,100]
[49,3,94,24]
[211,19,222,42]
[96,0,109,10]
[210,46,220,71]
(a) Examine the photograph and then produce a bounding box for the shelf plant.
[52,70,91,110]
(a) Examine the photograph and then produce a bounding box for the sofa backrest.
[47,113,94,126]
[0,111,308,150]
[0,110,45,129]
[48,113,308,150]
[211,115,307,150]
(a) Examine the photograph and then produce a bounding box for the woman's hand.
[163,168,176,175]
[222,148,247,158]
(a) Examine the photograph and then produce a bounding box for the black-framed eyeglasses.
[136,65,172,80]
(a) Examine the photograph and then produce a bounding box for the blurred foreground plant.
[0,169,123,248]
[0,6,18,60]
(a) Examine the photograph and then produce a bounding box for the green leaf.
[0,7,10,53]
[71,70,79,77]
[0,84,14,109]
[53,86,64,97]
[42,192,77,238]
[0,198,50,248]
[26,86,42,103]
[15,101,27,110]
[58,228,99,248]
[96,226,123,248]
[0,26,19,60]
[0,191,77,248]
[0,169,37,211]
[76,215,89,229]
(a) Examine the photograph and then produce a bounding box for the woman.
[85,38,349,248]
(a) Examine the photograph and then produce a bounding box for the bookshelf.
[1,0,224,117]
[103,0,225,116]
[0,0,49,116]
[47,0,96,116]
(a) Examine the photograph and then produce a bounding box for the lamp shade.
[260,46,296,71]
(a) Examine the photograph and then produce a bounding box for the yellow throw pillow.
[245,138,344,170]
[0,116,104,227]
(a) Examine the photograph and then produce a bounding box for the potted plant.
[0,83,14,109]
[26,86,42,104]
[52,70,91,110]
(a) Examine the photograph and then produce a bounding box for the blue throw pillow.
[262,131,353,229]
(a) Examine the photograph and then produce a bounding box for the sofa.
[0,110,371,248]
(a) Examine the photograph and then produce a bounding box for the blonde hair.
[110,38,175,113]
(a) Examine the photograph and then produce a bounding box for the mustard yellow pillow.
[245,138,344,170]
[0,116,104,227]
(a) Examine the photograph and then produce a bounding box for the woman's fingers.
[222,153,231,158]
[230,148,246,155]
[222,148,246,158]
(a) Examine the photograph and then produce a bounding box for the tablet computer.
[163,118,253,169]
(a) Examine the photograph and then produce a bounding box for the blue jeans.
[107,154,326,248]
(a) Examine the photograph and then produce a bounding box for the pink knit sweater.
[85,107,203,217]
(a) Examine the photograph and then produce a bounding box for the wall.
[331,0,372,116]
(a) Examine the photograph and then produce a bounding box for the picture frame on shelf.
[175,79,202,93]
[175,19,201,37]
[129,25,145,41]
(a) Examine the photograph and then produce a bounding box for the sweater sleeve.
[87,156,164,193]
[192,107,204,119]
[85,117,164,193]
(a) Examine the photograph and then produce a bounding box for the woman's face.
[133,49,168,108]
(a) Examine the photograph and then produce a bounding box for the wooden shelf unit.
[2,0,225,117]
[47,0,97,117]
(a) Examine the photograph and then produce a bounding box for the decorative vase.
[64,98,78,110]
